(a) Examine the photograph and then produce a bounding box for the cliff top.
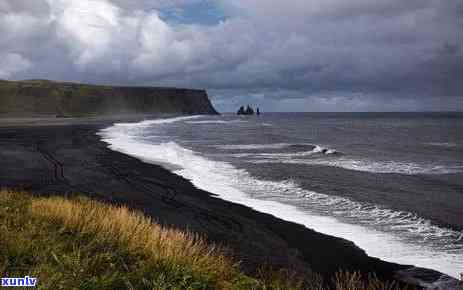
[0,79,206,92]
[0,79,218,117]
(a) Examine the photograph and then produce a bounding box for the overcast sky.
[1,0,462,112]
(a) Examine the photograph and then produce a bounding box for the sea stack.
[237,105,255,115]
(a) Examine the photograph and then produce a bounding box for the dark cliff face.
[0,80,218,117]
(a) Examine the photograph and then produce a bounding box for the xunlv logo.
[1,276,37,287]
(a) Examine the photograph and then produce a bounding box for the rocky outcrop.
[394,267,462,290]
[237,105,255,115]
[0,80,218,117]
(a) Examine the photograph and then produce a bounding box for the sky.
[0,0,462,112]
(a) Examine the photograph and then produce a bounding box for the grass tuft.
[0,190,253,289]
[30,195,233,280]
[0,190,411,289]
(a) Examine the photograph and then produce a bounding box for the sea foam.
[251,158,463,175]
[100,117,463,278]
[186,119,248,124]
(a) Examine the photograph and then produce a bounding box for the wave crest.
[99,118,463,278]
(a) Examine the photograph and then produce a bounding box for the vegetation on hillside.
[0,190,411,289]
[0,79,217,116]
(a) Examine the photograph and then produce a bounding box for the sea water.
[100,113,463,278]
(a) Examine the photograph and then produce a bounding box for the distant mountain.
[0,80,218,117]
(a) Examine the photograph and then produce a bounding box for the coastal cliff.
[0,80,218,117]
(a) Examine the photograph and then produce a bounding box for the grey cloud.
[0,0,462,111]
[0,0,49,15]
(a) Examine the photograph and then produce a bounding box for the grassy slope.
[0,191,409,290]
[0,79,217,116]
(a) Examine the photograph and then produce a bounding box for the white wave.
[215,143,293,150]
[251,158,463,175]
[216,143,337,155]
[426,142,458,148]
[229,145,337,159]
[325,149,337,155]
[186,119,248,124]
[113,115,202,127]
[100,119,463,278]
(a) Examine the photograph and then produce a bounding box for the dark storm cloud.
[0,0,462,111]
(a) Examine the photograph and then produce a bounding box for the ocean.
[99,112,463,278]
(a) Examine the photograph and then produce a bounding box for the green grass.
[0,190,415,289]
[0,190,258,289]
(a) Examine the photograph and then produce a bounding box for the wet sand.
[0,117,456,286]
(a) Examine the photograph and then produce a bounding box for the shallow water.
[100,113,463,278]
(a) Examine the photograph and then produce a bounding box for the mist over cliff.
[0,80,218,117]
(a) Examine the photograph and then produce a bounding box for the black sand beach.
[0,117,457,287]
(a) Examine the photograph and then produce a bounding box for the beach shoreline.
[0,116,458,286]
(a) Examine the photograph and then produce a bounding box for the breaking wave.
[114,115,202,127]
[186,119,248,124]
[215,143,337,154]
[229,146,338,159]
[251,158,463,175]
[100,117,463,278]
[222,143,462,175]
[215,143,293,150]
[426,142,458,148]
